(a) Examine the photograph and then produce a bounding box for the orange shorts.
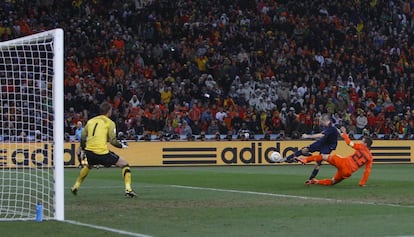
[327,154,353,183]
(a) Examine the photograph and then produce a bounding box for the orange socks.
[316,179,334,185]
[303,154,323,163]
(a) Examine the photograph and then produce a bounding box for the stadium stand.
[1,0,414,141]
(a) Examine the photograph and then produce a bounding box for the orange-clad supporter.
[133,60,143,74]
[209,104,218,119]
[142,65,154,79]
[297,109,306,124]
[171,104,183,118]
[146,113,160,135]
[366,110,376,131]
[143,107,152,119]
[80,58,92,75]
[366,98,376,110]
[71,112,84,126]
[366,85,378,100]
[106,57,115,74]
[180,103,189,113]
[223,95,236,109]
[398,118,408,134]
[349,112,358,128]
[264,65,275,78]
[158,102,168,116]
[65,56,79,76]
[210,27,220,45]
[271,111,283,132]
[17,18,32,35]
[152,105,163,120]
[128,106,141,119]
[154,21,162,33]
[223,109,234,131]
[112,92,123,110]
[332,15,343,30]
[377,85,389,101]
[114,67,125,80]
[318,77,326,91]
[237,105,247,120]
[394,85,408,101]
[214,96,223,108]
[301,45,312,58]
[188,103,201,122]
[64,75,77,88]
[297,126,373,187]
[384,121,396,135]
[111,36,125,51]
[91,58,101,75]
[101,55,113,75]
[349,88,359,103]
[304,111,313,130]
[383,97,396,114]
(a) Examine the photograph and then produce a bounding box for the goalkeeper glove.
[77,150,86,161]
[77,150,88,167]
[121,140,128,148]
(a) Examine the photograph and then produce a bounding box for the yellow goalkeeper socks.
[122,166,132,191]
[73,166,90,189]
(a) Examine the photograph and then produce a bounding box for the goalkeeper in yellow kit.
[71,102,136,197]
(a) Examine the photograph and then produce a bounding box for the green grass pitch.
[1,164,414,237]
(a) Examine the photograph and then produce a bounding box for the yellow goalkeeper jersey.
[81,115,121,155]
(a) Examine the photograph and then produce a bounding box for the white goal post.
[0,29,64,221]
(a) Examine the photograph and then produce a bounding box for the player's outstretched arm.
[302,133,324,139]
[108,123,125,149]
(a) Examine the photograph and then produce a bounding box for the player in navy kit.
[284,113,339,184]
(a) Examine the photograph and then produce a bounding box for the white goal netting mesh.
[0,29,64,221]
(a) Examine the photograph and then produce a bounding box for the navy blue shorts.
[308,140,336,154]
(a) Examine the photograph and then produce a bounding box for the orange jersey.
[339,133,373,186]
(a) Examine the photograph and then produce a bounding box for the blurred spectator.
[190,120,202,136]
[129,94,141,108]
[356,111,368,134]
[207,119,219,135]
[74,121,84,141]
[180,120,192,137]
[215,107,227,123]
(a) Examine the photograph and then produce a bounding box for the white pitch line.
[169,184,414,209]
[66,184,414,208]
[385,236,414,237]
[64,220,153,237]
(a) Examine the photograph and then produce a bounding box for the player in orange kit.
[297,126,373,186]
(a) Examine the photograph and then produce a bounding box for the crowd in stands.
[2,0,414,141]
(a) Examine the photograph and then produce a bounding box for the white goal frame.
[0,29,64,221]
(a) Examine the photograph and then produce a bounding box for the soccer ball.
[269,151,283,163]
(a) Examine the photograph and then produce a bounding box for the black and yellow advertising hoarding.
[0,140,412,167]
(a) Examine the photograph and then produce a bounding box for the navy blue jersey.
[308,125,339,154]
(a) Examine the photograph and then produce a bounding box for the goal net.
[0,29,64,221]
